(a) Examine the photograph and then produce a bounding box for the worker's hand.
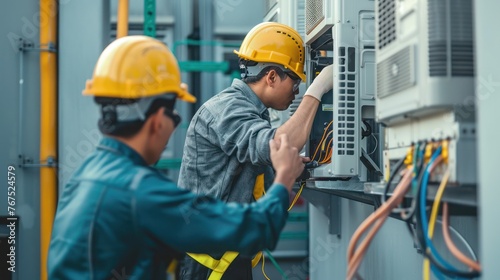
[270,134,305,192]
[304,64,334,102]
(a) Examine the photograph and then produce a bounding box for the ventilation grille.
[296,0,306,39]
[306,0,324,35]
[337,47,356,156]
[428,0,474,77]
[450,0,474,76]
[377,46,415,98]
[378,0,396,49]
[289,97,302,116]
[428,0,447,76]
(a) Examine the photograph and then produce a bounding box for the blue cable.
[420,146,461,275]
[431,264,446,280]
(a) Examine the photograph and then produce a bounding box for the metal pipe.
[40,0,58,279]
[18,50,24,164]
[117,0,129,38]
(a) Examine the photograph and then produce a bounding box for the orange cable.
[442,203,482,271]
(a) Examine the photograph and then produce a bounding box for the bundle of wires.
[311,121,333,164]
[413,146,481,279]
[348,142,481,279]
[346,167,413,279]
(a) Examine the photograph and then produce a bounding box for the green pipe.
[264,249,289,280]
[144,0,156,37]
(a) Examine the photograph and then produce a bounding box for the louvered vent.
[297,0,306,39]
[428,0,447,76]
[378,0,396,50]
[290,0,306,117]
[306,0,324,35]
[450,0,474,77]
[289,97,302,117]
[377,46,415,98]
[337,47,356,156]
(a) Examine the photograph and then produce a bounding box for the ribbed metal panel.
[297,0,306,39]
[377,46,415,98]
[428,0,447,76]
[450,0,474,77]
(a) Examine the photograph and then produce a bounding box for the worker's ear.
[266,70,277,87]
[148,107,165,135]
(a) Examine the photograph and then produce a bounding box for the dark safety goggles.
[284,71,302,92]
[164,107,181,128]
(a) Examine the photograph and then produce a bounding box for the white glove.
[304,64,334,102]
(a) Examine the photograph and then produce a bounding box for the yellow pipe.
[117,0,129,38]
[40,0,57,279]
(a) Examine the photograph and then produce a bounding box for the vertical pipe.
[18,52,24,163]
[40,0,57,279]
[117,0,129,38]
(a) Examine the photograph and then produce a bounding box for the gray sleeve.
[202,100,276,165]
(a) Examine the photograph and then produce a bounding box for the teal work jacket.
[48,137,289,279]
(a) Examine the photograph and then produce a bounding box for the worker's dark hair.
[239,59,287,84]
[94,97,174,138]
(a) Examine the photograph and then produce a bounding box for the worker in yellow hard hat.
[178,22,334,279]
[47,35,305,280]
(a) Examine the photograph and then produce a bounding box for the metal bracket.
[301,187,342,237]
[19,155,58,168]
[360,148,383,175]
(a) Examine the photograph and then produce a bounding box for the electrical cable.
[288,183,305,211]
[382,157,405,204]
[261,254,271,280]
[399,142,428,219]
[424,167,451,279]
[367,133,378,156]
[420,151,459,271]
[312,121,333,161]
[442,203,482,271]
[320,138,333,164]
[347,168,413,279]
[436,220,478,262]
[416,148,481,279]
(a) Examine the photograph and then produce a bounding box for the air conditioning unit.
[306,0,379,180]
[375,0,475,124]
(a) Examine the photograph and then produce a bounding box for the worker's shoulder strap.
[187,174,265,279]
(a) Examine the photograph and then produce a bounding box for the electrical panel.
[375,0,475,124]
[306,0,381,180]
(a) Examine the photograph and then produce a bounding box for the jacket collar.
[231,79,268,116]
[97,137,148,166]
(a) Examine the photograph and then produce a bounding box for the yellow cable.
[312,121,333,160]
[261,254,271,280]
[288,183,305,211]
[423,167,451,280]
[320,138,334,163]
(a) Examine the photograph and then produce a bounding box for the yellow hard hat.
[83,35,196,103]
[234,22,305,81]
